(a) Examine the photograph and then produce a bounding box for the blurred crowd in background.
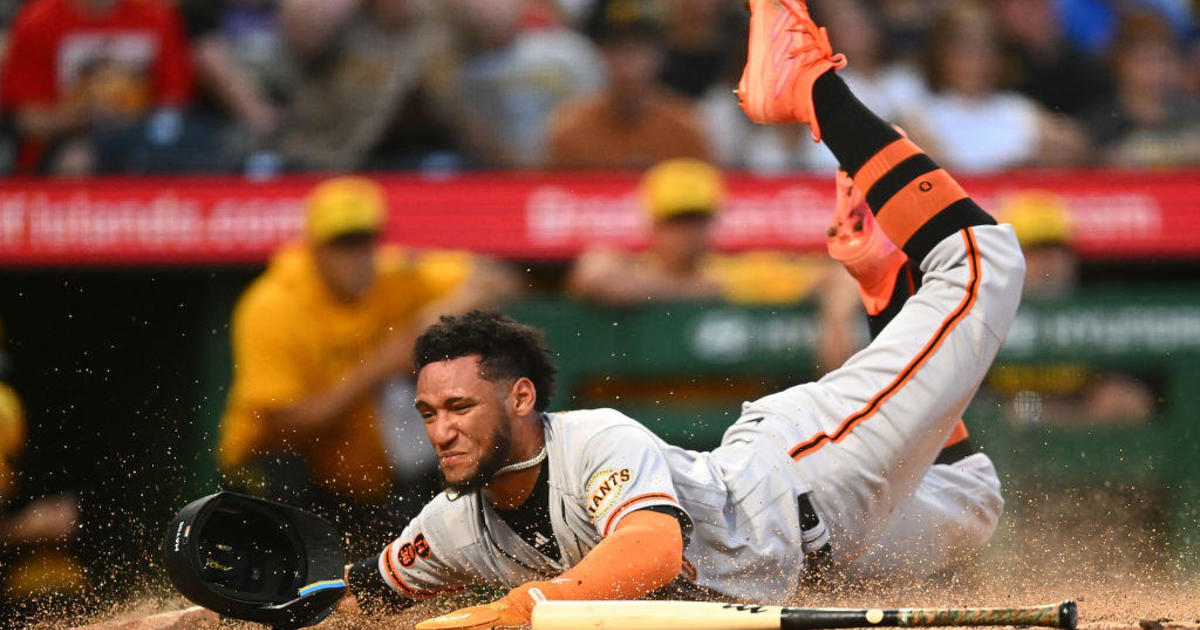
[0,0,1198,177]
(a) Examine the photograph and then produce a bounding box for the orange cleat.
[737,0,846,140]
[826,170,908,315]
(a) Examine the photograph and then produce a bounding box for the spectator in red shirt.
[0,0,194,174]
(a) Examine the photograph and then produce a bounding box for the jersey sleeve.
[411,250,474,303]
[377,509,474,601]
[375,247,473,317]
[228,290,309,410]
[579,424,690,538]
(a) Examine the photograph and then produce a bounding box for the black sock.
[812,71,901,175]
[811,70,995,261]
[866,263,920,339]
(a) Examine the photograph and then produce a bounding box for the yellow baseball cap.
[0,382,24,464]
[641,159,725,223]
[1001,191,1072,248]
[305,176,386,243]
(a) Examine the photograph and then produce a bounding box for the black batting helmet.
[162,491,346,629]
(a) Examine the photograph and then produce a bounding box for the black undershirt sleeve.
[868,264,920,339]
[640,504,693,548]
[347,554,416,615]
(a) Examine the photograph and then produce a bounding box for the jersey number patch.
[398,533,432,567]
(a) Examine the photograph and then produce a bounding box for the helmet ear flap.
[162,492,347,629]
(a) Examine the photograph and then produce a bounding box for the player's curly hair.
[413,310,558,412]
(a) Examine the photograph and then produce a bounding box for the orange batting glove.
[413,604,514,630]
[415,578,580,630]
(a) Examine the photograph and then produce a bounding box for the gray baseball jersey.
[377,224,1023,604]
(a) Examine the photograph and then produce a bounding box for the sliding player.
[341,1,1024,628]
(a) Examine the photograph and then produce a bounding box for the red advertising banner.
[0,170,1195,266]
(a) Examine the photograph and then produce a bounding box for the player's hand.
[414,601,522,630]
[415,579,580,630]
[2,493,78,542]
[366,330,417,377]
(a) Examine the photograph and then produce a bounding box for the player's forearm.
[264,358,395,432]
[16,104,89,140]
[193,38,278,139]
[570,268,719,307]
[566,269,641,306]
[483,511,683,628]
[558,510,683,598]
[814,266,867,373]
[413,259,521,333]
[280,0,361,58]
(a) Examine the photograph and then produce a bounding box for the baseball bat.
[532,600,1077,630]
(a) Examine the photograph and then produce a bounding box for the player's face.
[369,0,410,27]
[1022,244,1078,299]
[821,0,880,63]
[415,356,515,492]
[451,0,522,46]
[653,214,713,268]
[939,8,998,97]
[311,234,378,302]
[603,39,664,94]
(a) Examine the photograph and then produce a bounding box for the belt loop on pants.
[798,492,833,588]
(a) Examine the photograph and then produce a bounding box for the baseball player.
[342,1,1024,628]
[219,176,518,556]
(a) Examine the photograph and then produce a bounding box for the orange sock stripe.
[851,137,922,193]
[943,419,969,448]
[790,228,981,460]
[381,542,415,596]
[876,169,968,249]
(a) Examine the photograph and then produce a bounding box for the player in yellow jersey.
[218,177,518,555]
[0,319,85,627]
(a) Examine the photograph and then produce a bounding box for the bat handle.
[895,601,1077,630]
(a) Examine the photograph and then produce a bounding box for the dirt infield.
[40,484,1200,630]
[55,571,1199,630]
[46,531,1200,629]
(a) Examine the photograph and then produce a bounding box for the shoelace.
[779,1,847,66]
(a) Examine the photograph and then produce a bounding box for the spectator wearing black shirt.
[657,0,747,100]
[994,0,1113,117]
[277,0,464,171]
[442,0,604,168]
[179,0,290,150]
[1083,11,1200,167]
